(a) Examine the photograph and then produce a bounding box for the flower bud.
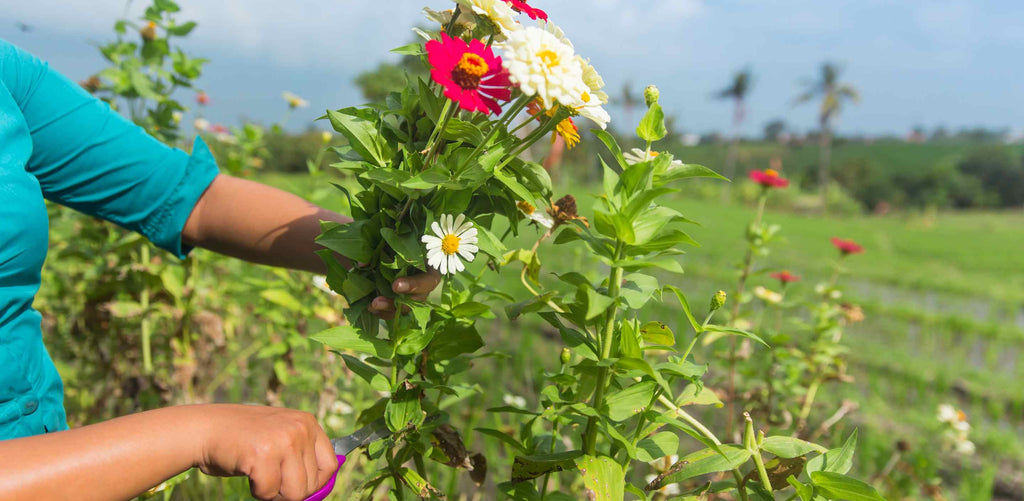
[743,412,756,451]
[710,290,727,312]
[321,131,332,145]
[140,21,157,42]
[560,347,571,366]
[643,85,660,107]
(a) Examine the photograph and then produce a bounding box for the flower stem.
[583,243,624,455]
[751,451,773,492]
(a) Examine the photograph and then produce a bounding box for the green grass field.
[257,169,1024,494]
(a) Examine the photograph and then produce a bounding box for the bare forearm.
[182,174,351,273]
[0,406,202,501]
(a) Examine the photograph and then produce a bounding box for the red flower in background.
[770,271,800,284]
[196,91,210,106]
[505,0,548,20]
[831,237,864,256]
[426,34,511,115]
[749,168,789,188]
[210,124,229,134]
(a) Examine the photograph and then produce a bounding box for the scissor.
[303,417,393,501]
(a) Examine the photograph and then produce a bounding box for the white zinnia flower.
[503,26,590,110]
[282,91,309,109]
[312,275,338,296]
[623,148,685,171]
[193,118,210,132]
[422,214,479,275]
[503,394,527,408]
[568,55,611,129]
[456,0,521,38]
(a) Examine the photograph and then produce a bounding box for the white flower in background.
[331,400,354,415]
[517,200,554,228]
[937,404,957,424]
[422,214,479,275]
[623,148,685,170]
[503,26,589,110]
[172,111,183,125]
[647,454,679,472]
[953,419,971,433]
[312,275,338,296]
[754,286,783,305]
[282,91,309,109]
[503,394,527,408]
[956,439,976,455]
[456,0,521,38]
[193,118,210,132]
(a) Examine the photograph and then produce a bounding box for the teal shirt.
[0,40,219,440]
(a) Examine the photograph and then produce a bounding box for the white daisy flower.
[421,214,479,275]
[937,404,957,424]
[456,0,521,39]
[282,91,309,109]
[754,286,783,305]
[503,394,527,408]
[516,200,554,228]
[502,26,590,110]
[193,118,211,132]
[312,275,338,296]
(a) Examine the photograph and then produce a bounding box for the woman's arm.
[181,174,441,317]
[0,404,336,501]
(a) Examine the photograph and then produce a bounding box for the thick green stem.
[583,245,624,455]
[751,451,774,492]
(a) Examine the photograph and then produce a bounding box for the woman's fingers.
[368,296,395,320]
[392,270,442,298]
[248,461,282,501]
[277,453,308,501]
[313,429,339,490]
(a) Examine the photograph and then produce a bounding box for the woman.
[0,40,438,500]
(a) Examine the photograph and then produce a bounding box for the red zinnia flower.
[210,124,229,134]
[505,0,548,20]
[770,271,800,284]
[196,91,210,106]
[749,168,789,188]
[426,34,512,115]
[831,237,864,256]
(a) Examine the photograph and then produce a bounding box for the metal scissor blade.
[330,418,392,456]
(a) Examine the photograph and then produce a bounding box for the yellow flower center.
[517,201,536,215]
[765,168,779,177]
[537,49,560,69]
[581,92,591,103]
[441,234,461,255]
[451,53,489,89]
[650,151,660,157]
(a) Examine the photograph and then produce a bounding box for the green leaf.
[592,129,627,170]
[165,21,196,36]
[788,476,814,501]
[615,257,683,275]
[260,289,303,312]
[639,321,675,347]
[327,109,389,167]
[475,427,529,454]
[635,432,680,463]
[663,445,751,483]
[581,286,615,321]
[317,220,374,264]
[473,221,508,260]
[341,354,390,392]
[676,384,723,407]
[395,466,444,498]
[380,228,426,271]
[655,163,728,184]
[620,273,659,310]
[664,285,701,333]
[512,451,583,483]
[575,455,624,501]
[810,472,885,501]
[614,358,670,396]
[442,118,485,144]
[618,322,642,359]
[390,42,424,56]
[449,301,492,318]
[807,429,857,475]
[703,324,770,348]
[311,325,392,358]
[603,380,657,422]
[385,382,424,432]
[427,323,483,360]
[761,436,828,459]
[636,103,667,143]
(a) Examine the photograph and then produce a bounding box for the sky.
[2,0,1022,137]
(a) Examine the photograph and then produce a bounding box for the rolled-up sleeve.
[2,40,219,259]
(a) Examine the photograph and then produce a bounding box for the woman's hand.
[368,270,442,320]
[196,405,338,501]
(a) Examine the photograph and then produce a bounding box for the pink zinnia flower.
[749,168,789,188]
[426,34,511,115]
[196,91,210,106]
[505,0,548,20]
[831,237,864,256]
[770,271,800,284]
[210,124,229,134]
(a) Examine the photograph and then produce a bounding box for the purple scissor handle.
[303,418,391,501]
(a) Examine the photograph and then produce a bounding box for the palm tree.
[714,68,753,197]
[795,62,860,212]
[618,82,641,129]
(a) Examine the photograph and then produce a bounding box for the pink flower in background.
[748,168,789,188]
[831,237,864,256]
